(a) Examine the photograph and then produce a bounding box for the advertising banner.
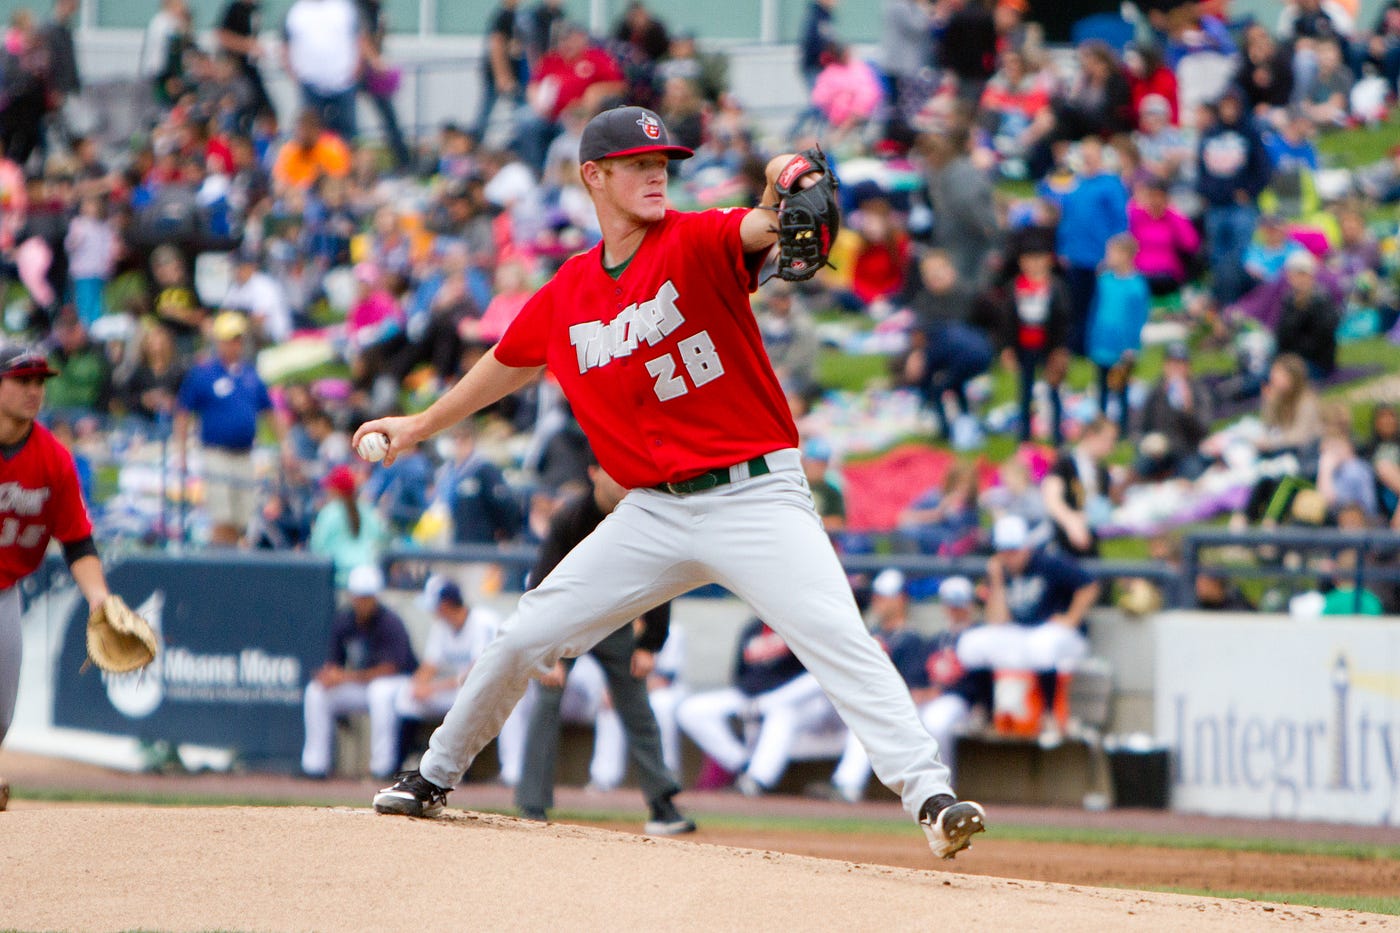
[1156,613,1400,824]
[51,553,335,771]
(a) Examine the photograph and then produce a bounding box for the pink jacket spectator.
[477,292,530,344]
[811,57,884,128]
[0,156,25,252]
[1128,200,1200,283]
[347,289,403,349]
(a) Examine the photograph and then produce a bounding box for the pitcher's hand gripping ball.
[84,595,158,673]
[357,431,389,463]
[773,146,840,282]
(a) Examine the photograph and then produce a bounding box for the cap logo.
[637,113,662,140]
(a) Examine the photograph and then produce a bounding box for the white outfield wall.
[1155,611,1400,826]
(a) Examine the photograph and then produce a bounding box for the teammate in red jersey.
[360,106,985,858]
[0,344,120,811]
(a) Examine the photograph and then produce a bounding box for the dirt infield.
[3,750,1400,930]
[0,806,1389,933]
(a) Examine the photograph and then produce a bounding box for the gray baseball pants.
[418,449,955,820]
[0,587,22,745]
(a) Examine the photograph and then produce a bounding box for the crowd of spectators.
[2,0,1400,622]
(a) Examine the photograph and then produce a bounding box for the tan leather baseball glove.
[84,595,158,673]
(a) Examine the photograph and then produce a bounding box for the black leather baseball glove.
[772,147,840,282]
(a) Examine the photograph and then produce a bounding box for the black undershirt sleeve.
[63,535,99,566]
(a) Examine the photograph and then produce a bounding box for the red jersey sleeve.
[494,279,557,368]
[49,443,93,544]
[684,208,763,296]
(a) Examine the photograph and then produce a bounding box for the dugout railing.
[383,526,1400,614]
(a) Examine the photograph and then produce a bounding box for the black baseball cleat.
[373,770,450,818]
[644,793,697,836]
[919,794,986,859]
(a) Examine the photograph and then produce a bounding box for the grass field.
[1156,888,1400,916]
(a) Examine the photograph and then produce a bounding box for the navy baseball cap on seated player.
[0,344,58,380]
[578,106,694,164]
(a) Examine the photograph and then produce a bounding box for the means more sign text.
[52,553,336,771]
[1155,613,1400,825]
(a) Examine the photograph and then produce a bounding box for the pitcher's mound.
[0,806,1379,931]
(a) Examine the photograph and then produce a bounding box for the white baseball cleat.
[373,770,450,818]
[919,795,986,859]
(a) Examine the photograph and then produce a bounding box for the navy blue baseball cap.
[437,582,465,607]
[0,344,58,379]
[578,106,693,164]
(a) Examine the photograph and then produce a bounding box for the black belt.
[654,455,771,495]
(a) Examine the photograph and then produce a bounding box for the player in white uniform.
[387,579,525,781]
[362,106,985,858]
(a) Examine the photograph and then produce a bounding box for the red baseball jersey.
[0,423,93,589]
[495,208,799,489]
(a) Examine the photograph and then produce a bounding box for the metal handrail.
[380,525,1400,615]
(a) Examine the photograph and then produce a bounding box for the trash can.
[1105,734,1171,809]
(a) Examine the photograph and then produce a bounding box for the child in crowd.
[65,195,119,327]
[1087,233,1150,434]
[992,228,1072,445]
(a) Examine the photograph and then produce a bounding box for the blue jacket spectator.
[435,422,522,545]
[1052,139,1128,356]
[364,449,434,535]
[1055,155,1129,271]
[1196,87,1270,304]
[1087,235,1150,434]
[1196,90,1271,208]
[1087,268,1150,370]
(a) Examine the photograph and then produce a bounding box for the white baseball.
[357,432,389,463]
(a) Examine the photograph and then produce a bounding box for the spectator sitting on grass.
[1300,38,1355,129]
[1042,416,1118,558]
[1274,250,1340,380]
[894,460,980,556]
[1134,342,1215,481]
[1361,404,1400,524]
[756,279,820,397]
[1127,178,1200,296]
[1242,214,1303,291]
[1221,354,1325,529]
[1316,411,1379,524]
